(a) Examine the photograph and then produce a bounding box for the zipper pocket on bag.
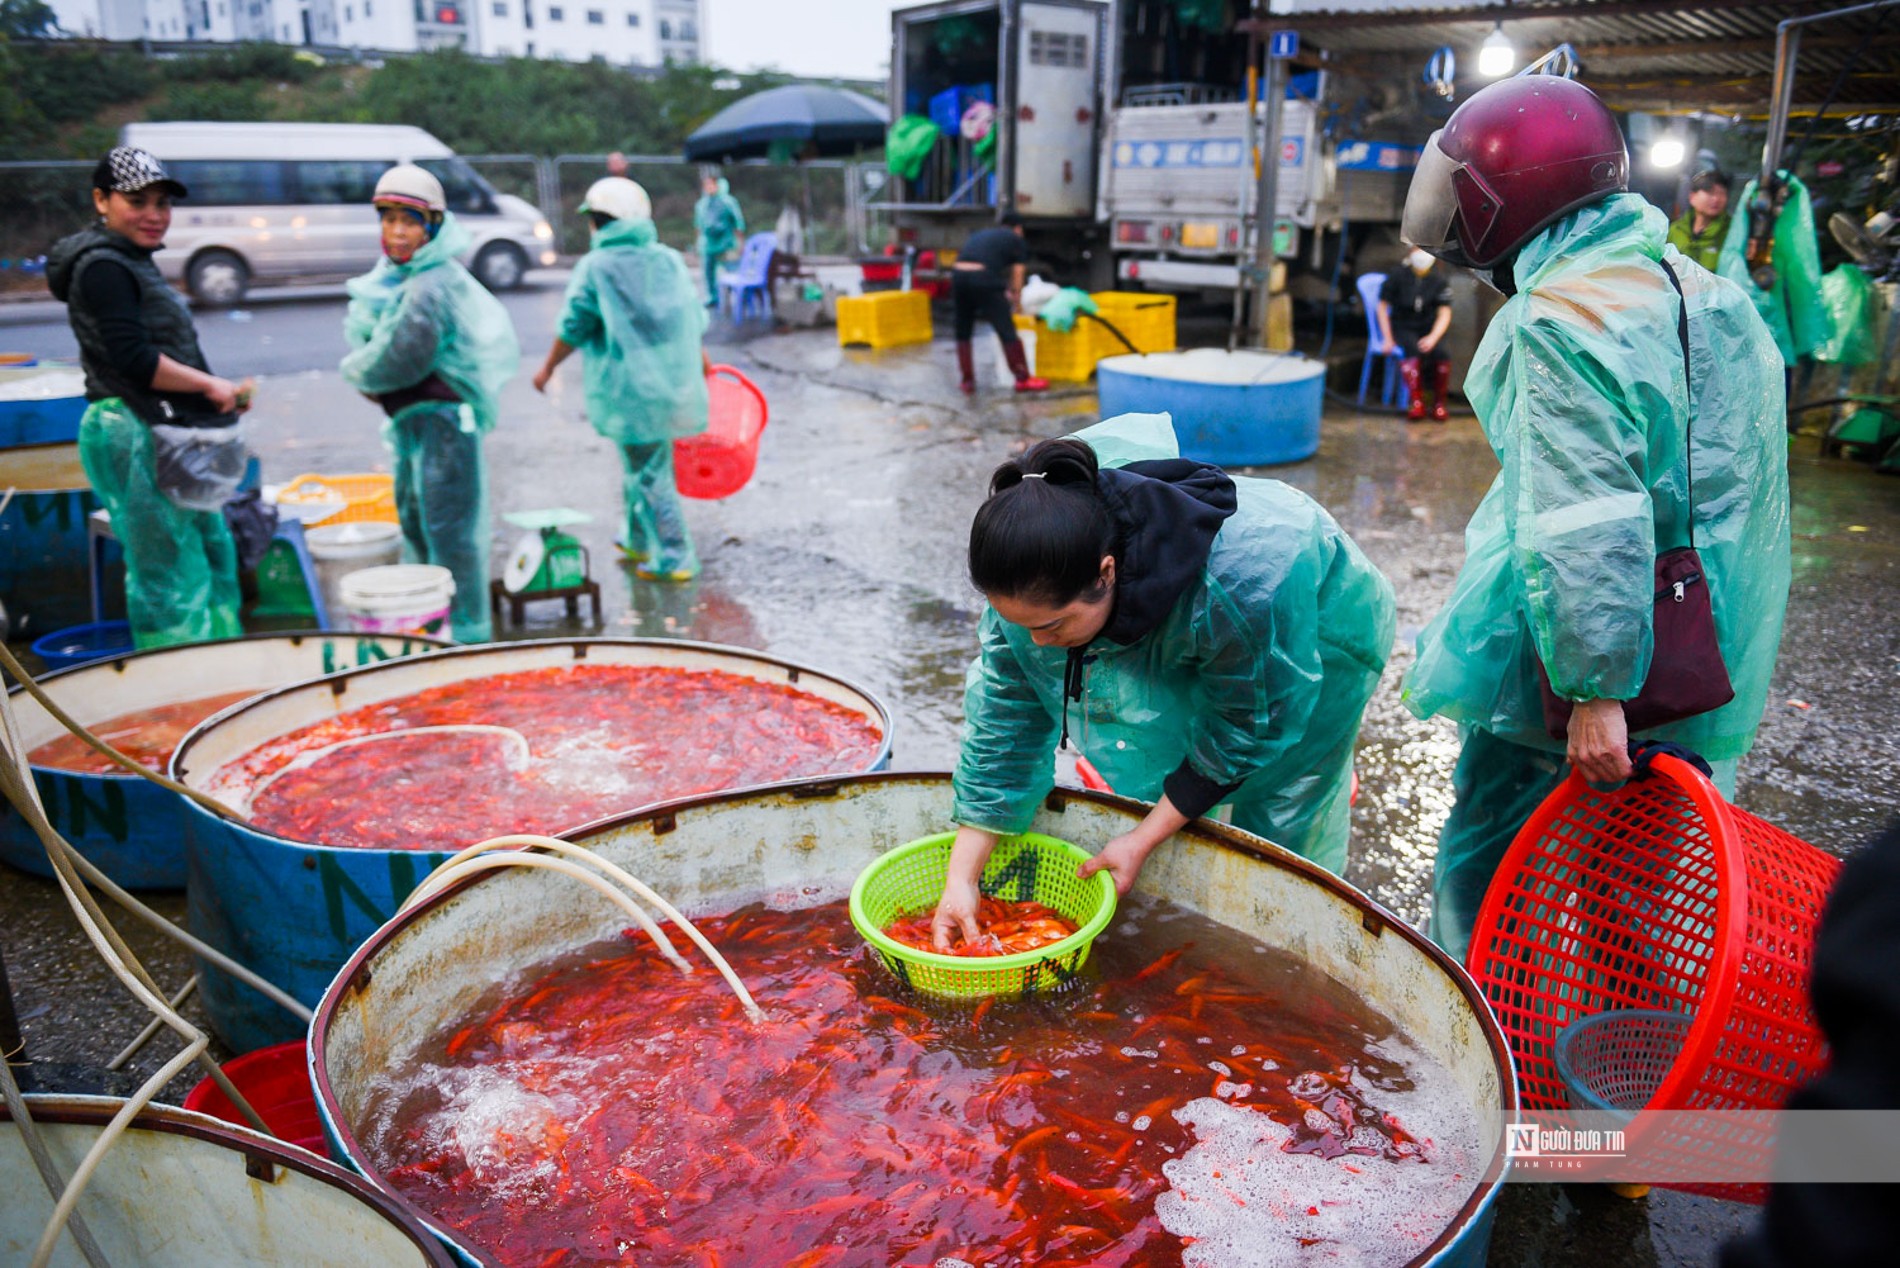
[1656,572,1703,602]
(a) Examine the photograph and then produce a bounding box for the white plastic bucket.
[338,564,455,639]
[307,522,403,622]
[992,327,1037,387]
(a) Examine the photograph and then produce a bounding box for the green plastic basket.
[849,832,1118,999]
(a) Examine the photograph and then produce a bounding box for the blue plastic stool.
[255,518,332,629]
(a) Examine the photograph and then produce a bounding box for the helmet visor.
[1401,134,1463,253]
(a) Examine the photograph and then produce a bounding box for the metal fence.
[0,154,892,293]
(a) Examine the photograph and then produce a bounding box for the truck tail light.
[1159,223,1174,243]
[1116,221,1150,244]
[1226,226,1240,246]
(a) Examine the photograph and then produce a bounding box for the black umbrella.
[683,84,887,162]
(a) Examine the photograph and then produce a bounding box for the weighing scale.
[490,508,602,628]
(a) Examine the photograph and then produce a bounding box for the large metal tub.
[2,633,446,890]
[172,638,894,1054]
[1,1095,452,1266]
[312,773,1515,1267]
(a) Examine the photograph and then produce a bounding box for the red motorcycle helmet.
[1402,76,1629,269]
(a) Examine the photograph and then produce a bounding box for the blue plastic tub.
[170,639,896,1053]
[0,442,99,637]
[0,364,86,448]
[1096,348,1327,467]
[32,620,133,668]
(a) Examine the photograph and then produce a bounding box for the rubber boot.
[1400,358,1426,421]
[956,340,977,394]
[1431,359,1452,422]
[1004,340,1048,392]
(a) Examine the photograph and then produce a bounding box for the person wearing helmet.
[47,146,252,649]
[1398,76,1791,962]
[693,172,745,309]
[341,163,521,643]
[532,177,711,582]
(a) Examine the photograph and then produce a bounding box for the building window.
[624,10,636,24]
[679,17,693,37]
[492,1,505,14]
[344,4,352,18]
[547,4,562,18]
[586,8,601,22]
[658,16,669,37]
[364,0,372,13]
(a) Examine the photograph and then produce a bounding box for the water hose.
[236,724,532,815]
[403,834,764,1023]
[1077,311,1139,355]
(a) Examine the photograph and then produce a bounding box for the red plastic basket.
[1467,752,1840,1201]
[183,1040,326,1155]
[675,364,769,501]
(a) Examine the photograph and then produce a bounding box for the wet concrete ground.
[4,278,1898,1265]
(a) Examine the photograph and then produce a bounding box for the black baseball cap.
[92,146,188,198]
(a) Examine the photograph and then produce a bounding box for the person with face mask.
[1377,248,1456,422]
[1397,76,1790,962]
[341,164,521,643]
[47,147,252,649]
[928,413,1395,951]
[534,177,711,582]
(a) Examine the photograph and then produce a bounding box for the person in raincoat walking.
[341,164,520,643]
[534,177,710,581]
[1397,76,1790,962]
[929,413,1395,950]
[48,147,251,649]
[693,173,745,308]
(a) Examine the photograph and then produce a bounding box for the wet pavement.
[4,280,1898,1266]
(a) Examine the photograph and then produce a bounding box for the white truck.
[885,0,1420,295]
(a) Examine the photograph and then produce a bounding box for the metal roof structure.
[1259,1,1900,116]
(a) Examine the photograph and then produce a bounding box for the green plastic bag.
[1037,286,1098,333]
[1815,264,1878,365]
[1716,173,1833,365]
[973,122,998,170]
[887,115,942,182]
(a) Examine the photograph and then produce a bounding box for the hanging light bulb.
[1478,24,1515,78]
[1650,135,1687,169]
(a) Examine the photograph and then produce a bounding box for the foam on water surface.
[1098,347,1326,386]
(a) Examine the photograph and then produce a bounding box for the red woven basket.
[1466,752,1840,1200]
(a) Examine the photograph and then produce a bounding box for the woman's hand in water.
[930,826,1000,951]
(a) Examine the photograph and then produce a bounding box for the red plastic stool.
[1466,750,1841,1200]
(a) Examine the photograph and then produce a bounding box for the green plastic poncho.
[887,115,942,182]
[77,397,242,649]
[693,178,745,259]
[1717,173,1833,365]
[1037,287,1098,333]
[951,414,1396,873]
[1816,263,1878,365]
[341,212,520,435]
[557,216,710,445]
[1403,193,1791,763]
[341,213,519,643]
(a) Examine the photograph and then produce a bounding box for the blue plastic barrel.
[170,639,896,1053]
[1096,349,1327,467]
[1,634,448,891]
[0,442,98,637]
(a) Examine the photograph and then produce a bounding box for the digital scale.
[489,508,602,628]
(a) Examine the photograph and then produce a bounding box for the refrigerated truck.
[885,0,1419,294]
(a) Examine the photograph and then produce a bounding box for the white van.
[120,121,557,305]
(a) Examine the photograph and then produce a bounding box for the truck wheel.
[187,250,249,307]
[473,243,529,292]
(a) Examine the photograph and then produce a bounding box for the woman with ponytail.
[933,415,1396,951]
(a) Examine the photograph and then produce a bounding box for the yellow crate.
[836,289,933,348]
[1090,291,1178,355]
[1029,319,1100,382]
[276,472,398,527]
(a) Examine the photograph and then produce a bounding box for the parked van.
[120,121,557,305]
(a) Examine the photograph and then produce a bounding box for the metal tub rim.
[310,770,1517,1268]
[168,636,897,853]
[1,1093,456,1266]
[9,631,454,785]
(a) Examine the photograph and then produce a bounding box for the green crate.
[849,832,1117,999]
